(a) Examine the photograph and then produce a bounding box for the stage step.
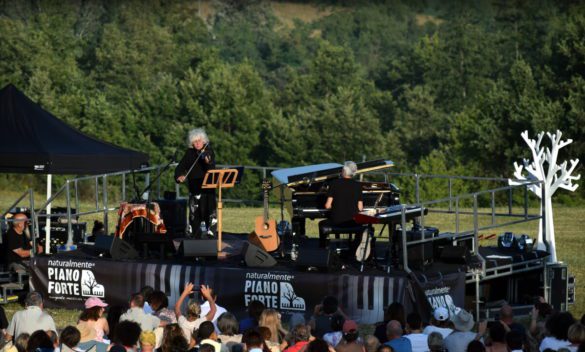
[0,271,13,284]
[0,282,24,304]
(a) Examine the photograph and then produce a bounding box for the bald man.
[5,213,41,271]
[499,304,526,337]
[385,320,412,352]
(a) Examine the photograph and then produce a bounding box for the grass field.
[1,189,584,328]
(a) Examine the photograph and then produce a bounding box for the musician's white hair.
[342,161,358,177]
[187,128,209,146]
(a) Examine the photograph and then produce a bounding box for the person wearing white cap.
[79,296,110,343]
[423,307,453,339]
[443,308,487,352]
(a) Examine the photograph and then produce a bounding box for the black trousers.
[0,305,8,329]
[189,192,217,238]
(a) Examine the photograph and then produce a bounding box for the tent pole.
[45,174,52,254]
[66,180,73,246]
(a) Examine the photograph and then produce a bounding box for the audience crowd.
[0,286,584,352]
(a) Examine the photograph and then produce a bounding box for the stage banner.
[30,256,415,324]
[415,271,466,319]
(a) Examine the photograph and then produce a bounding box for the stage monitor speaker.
[110,236,139,260]
[179,239,217,258]
[439,245,469,264]
[242,242,277,268]
[296,248,339,271]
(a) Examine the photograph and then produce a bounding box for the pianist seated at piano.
[318,161,365,249]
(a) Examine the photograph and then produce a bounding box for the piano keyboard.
[120,262,209,311]
[337,274,407,324]
[115,262,408,325]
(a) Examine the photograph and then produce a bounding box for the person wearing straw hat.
[443,308,487,352]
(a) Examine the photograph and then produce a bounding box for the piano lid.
[271,159,394,186]
[272,163,342,185]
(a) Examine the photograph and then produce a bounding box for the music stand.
[202,168,240,257]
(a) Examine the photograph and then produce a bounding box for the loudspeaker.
[179,239,217,258]
[242,242,277,268]
[439,245,469,264]
[110,236,139,260]
[547,263,570,311]
[296,248,339,271]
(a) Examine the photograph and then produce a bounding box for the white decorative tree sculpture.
[509,130,580,262]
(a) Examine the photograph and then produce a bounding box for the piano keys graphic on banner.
[31,257,416,324]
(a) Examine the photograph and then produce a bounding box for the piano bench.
[321,225,368,238]
[329,238,350,253]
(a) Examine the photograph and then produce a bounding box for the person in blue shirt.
[384,320,412,352]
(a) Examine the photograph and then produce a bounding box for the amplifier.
[546,263,573,311]
[39,222,86,245]
[397,226,438,269]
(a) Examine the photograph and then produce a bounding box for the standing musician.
[175,128,217,238]
[318,161,364,249]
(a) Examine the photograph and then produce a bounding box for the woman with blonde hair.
[259,309,288,351]
[175,283,217,341]
[140,331,156,352]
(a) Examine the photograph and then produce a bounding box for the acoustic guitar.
[249,179,280,252]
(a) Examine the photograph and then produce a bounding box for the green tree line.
[0,0,583,203]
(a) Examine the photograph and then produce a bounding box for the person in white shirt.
[199,289,228,333]
[539,312,575,352]
[443,308,486,352]
[119,293,162,332]
[5,292,57,341]
[175,283,217,341]
[405,313,429,352]
[423,307,453,339]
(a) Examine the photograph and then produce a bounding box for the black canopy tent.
[0,84,149,249]
[0,84,148,174]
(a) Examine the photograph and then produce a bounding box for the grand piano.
[271,160,401,237]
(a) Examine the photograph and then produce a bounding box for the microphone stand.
[138,153,178,204]
[134,154,177,236]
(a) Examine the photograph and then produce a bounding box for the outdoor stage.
[29,234,469,324]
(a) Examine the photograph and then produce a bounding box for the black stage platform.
[28,233,548,324]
